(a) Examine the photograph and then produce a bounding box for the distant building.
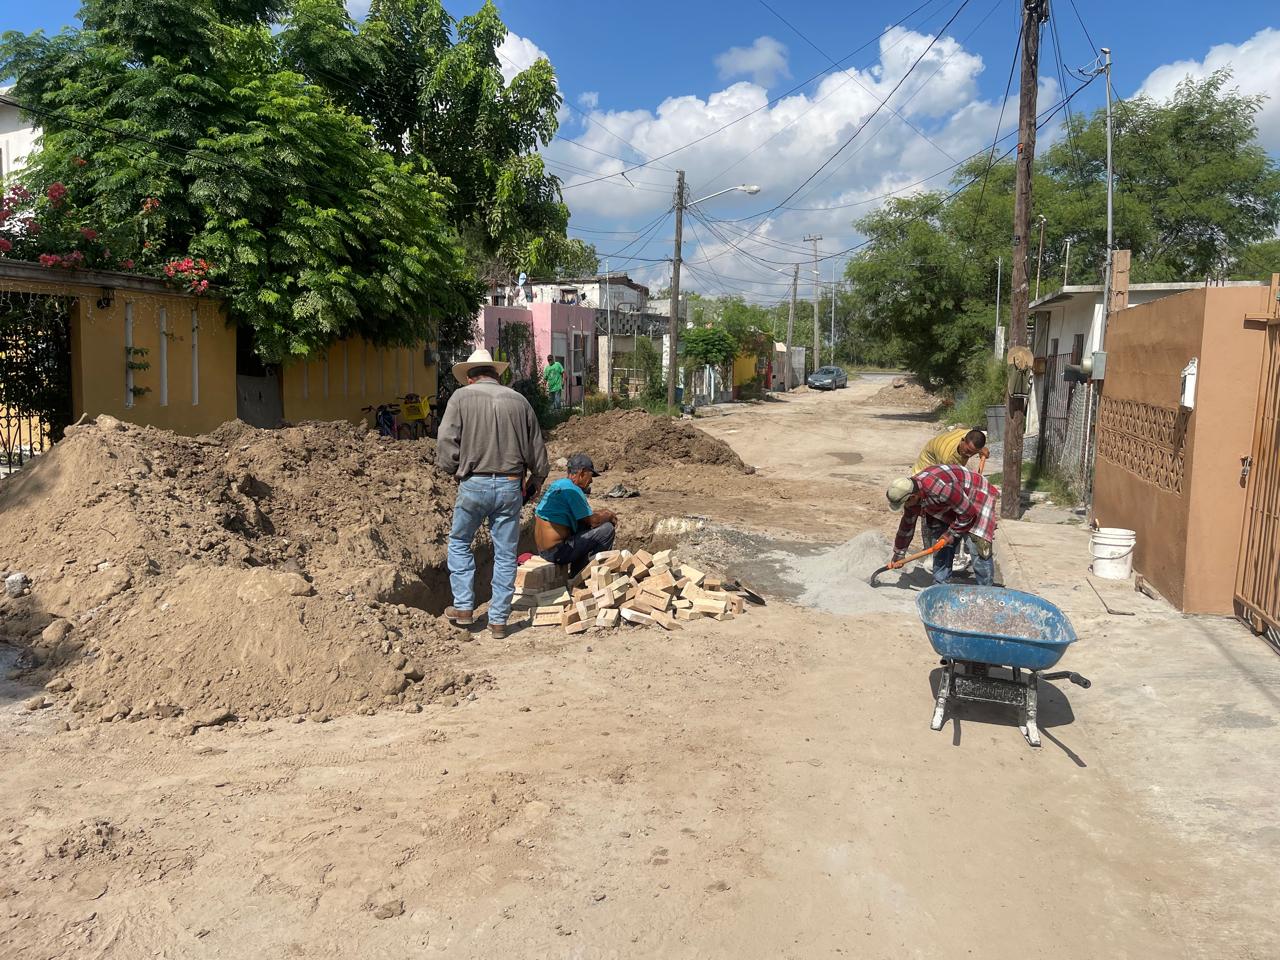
[491,272,649,314]
[0,87,39,180]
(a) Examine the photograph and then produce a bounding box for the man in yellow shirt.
[912,428,987,475]
[909,427,988,570]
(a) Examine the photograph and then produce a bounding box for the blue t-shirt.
[536,477,592,534]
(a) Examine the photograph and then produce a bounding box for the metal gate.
[1038,351,1076,470]
[1236,276,1280,650]
[0,290,74,472]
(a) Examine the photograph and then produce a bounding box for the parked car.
[806,365,848,390]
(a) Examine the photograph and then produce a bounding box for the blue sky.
[7,1,1280,298]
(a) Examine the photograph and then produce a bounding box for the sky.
[7,0,1280,301]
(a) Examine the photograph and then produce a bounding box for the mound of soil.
[0,416,489,726]
[869,377,943,411]
[549,409,748,475]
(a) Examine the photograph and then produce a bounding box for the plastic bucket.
[1090,527,1136,580]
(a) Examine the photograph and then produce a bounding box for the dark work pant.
[540,522,616,577]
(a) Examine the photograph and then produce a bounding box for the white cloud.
[1138,27,1280,153]
[579,91,599,109]
[551,25,1026,299]
[498,32,551,85]
[715,36,791,88]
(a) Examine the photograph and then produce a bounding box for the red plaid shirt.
[894,464,1000,553]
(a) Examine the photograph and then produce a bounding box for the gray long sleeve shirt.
[435,379,549,482]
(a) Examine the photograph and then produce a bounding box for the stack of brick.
[512,550,748,635]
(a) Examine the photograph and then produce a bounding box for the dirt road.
[2,380,1275,959]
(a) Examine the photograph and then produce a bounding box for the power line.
[757,0,958,164]
[559,0,947,191]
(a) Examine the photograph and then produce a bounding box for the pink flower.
[0,238,12,254]
[73,157,87,167]
[24,219,41,235]
[47,182,68,206]
[39,253,61,266]
[121,258,134,269]
[80,227,98,241]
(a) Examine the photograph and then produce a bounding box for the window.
[1071,333,1085,365]
[1050,337,1059,358]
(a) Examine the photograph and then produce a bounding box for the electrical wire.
[559,0,949,190]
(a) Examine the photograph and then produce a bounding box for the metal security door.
[1236,277,1280,650]
[0,290,74,472]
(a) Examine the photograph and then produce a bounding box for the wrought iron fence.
[0,289,74,471]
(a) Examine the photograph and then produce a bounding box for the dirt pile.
[869,377,944,411]
[549,409,749,474]
[0,416,490,726]
[783,530,923,616]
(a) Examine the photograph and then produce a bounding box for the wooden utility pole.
[784,264,798,390]
[805,234,823,373]
[1001,0,1048,520]
[666,170,686,410]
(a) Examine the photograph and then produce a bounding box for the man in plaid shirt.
[886,465,1000,585]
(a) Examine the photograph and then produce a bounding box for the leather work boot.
[488,623,508,640]
[445,606,474,625]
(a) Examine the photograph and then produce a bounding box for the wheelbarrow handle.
[1041,670,1091,689]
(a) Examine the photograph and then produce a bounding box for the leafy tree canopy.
[843,71,1280,388]
[1,0,483,361]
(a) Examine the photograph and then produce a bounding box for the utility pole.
[605,259,612,398]
[993,257,1003,360]
[784,264,798,390]
[666,170,685,410]
[830,260,837,359]
[805,234,823,374]
[1099,47,1114,349]
[1034,215,1047,301]
[1001,0,1049,520]
[1062,238,1072,286]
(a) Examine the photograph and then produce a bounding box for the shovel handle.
[886,537,949,570]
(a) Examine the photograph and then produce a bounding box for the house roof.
[516,272,650,296]
[1030,280,1264,311]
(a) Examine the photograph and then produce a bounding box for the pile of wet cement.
[782,530,927,616]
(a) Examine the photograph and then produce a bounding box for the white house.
[492,272,649,313]
[0,88,39,180]
[1028,280,1265,467]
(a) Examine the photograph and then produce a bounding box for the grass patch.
[987,462,1079,505]
[944,356,1005,428]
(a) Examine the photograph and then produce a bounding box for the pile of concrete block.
[511,550,748,634]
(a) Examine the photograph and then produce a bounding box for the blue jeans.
[550,389,562,409]
[540,522,616,577]
[927,516,995,586]
[448,475,523,625]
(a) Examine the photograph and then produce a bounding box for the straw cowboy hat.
[452,348,509,384]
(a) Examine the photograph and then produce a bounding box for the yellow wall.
[0,274,237,435]
[281,338,438,424]
[733,351,761,387]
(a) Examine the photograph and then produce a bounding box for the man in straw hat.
[885,465,999,586]
[437,348,548,638]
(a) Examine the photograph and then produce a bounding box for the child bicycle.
[361,400,401,438]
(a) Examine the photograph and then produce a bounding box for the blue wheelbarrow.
[916,584,1090,747]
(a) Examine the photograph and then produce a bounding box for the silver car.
[806,365,848,390]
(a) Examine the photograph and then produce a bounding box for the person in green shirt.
[543,355,565,409]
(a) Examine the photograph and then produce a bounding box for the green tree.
[844,71,1280,387]
[286,0,574,284]
[1,0,481,361]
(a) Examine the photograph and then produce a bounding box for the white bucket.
[1090,527,1136,580]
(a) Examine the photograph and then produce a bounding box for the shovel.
[869,537,949,587]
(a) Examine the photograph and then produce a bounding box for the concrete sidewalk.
[998,518,1280,955]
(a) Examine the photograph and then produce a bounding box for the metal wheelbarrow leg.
[1019,670,1041,748]
[931,660,955,731]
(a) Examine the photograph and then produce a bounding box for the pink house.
[474,303,596,404]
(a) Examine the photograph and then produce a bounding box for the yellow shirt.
[912,427,974,474]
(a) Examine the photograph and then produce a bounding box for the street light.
[667,175,761,407]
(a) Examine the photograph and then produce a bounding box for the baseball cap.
[885,477,916,512]
[567,453,601,476]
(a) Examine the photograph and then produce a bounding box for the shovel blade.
[868,564,892,587]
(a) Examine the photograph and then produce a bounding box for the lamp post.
[667,176,761,408]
